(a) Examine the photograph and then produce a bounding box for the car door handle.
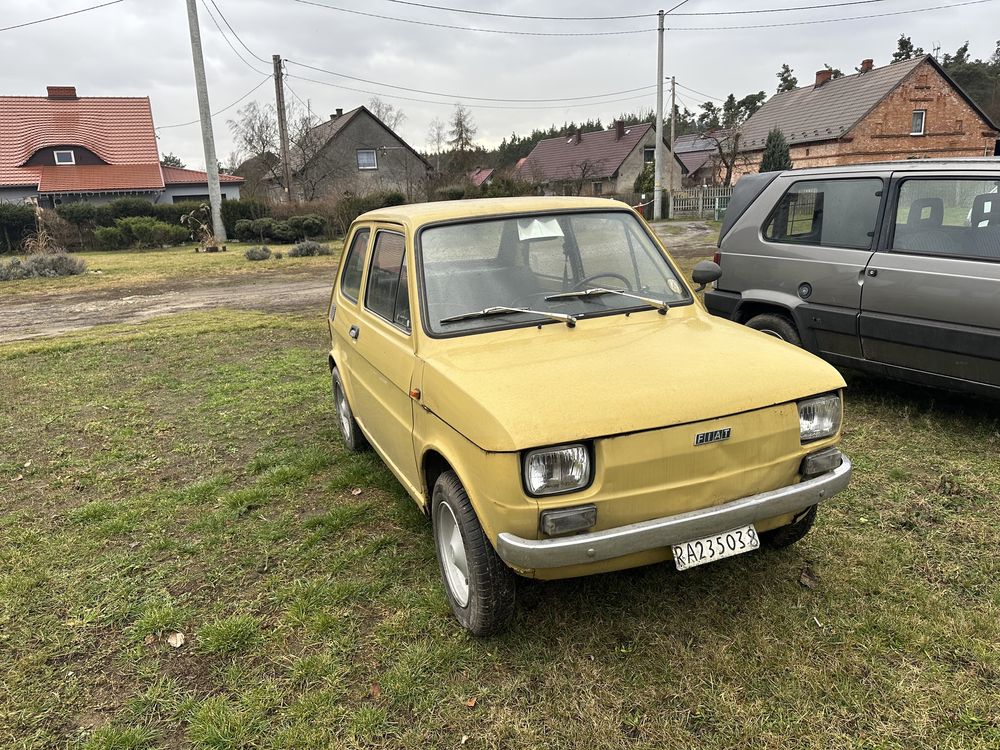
[349,325,360,340]
[867,269,878,277]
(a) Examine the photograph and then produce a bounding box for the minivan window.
[763,178,882,250]
[365,231,410,331]
[340,228,370,302]
[892,178,1000,260]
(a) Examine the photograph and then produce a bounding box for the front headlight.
[523,444,591,496]
[798,393,842,442]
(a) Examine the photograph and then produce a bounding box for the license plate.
[672,525,759,571]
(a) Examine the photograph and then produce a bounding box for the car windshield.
[418,211,690,334]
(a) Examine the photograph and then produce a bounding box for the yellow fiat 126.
[327,197,851,635]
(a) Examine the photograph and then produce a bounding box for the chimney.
[614,120,625,140]
[814,69,833,88]
[46,85,78,99]
[859,58,874,74]
[330,107,344,120]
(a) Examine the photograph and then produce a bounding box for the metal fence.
[668,186,734,220]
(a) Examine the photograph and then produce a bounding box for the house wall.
[736,59,999,178]
[299,113,429,201]
[0,187,39,204]
[25,145,105,167]
[160,184,242,203]
[614,131,683,195]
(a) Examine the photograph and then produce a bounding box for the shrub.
[221,199,269,236]
[108,197,156,218]
[163,225,191,246]
[330,192,411,236]
[269,220,297,243]
[0,253,86,281]
[152,201,202,228]
[274,251,284,259]
[433,185,468,201]
[0,203,37,254]
[286,214,327,240]
[233,219,255,242]
[21,228,66,255]
[94,226,127,250]
[244,245,271,261]
[288,240,331,257]
[115,216,165,248]
[249,217,275,243]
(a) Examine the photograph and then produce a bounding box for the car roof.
[356,196,632,227]
[772,157,1000,177]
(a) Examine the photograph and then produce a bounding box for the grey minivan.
[704,159,1000,398]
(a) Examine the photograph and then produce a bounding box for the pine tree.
[760,128,792,173]
[776,64,798,93]
[891,35,924,62]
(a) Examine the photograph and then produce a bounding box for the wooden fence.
[668,186,734,220]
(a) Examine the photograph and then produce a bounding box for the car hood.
[419,307,846,452]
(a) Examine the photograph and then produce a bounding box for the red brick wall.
[738,59,998,177]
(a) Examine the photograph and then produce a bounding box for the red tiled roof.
[162,165,244,185]
[37,164,165,194]
[678,151,712,174]
[520,123,653,183]
[468,167,494,187]
[0,91,163,191]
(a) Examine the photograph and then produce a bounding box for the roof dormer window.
[54,150,76,165]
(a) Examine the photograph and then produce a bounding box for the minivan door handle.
[349,325,360,340]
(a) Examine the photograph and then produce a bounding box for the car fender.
[734,289,820,351]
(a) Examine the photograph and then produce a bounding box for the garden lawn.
[0,241,343,298]
[1,309,998,749]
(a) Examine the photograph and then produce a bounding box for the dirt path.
[649,220,718,261]
[1,273,333,343]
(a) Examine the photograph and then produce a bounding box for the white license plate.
[672,525,759,571]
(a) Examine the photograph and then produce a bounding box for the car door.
[859,172,1000,389]
[349,225,421,494]
[331,223,372,402]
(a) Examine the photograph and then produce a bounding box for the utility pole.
[273,54,294,203]
[668,75,676,202]
[653,9,665,220]
[184,0,226,242]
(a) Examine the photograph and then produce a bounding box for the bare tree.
[565,159,604,195]
[368,96,406,131]
[426,117,446,172]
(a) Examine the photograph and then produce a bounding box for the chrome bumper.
[496,454,852,570]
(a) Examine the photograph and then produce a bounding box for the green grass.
[0,241,343,297]
[1,309,998,749]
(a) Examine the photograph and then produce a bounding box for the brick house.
[0,85,242,207]
[238,105,431,202]
[519,121,685,197]
[735,56,999,178]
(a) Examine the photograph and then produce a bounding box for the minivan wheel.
[760,505,817,549]
[746,312,802,347]
[331,368,367,452]
[432,471,516,636]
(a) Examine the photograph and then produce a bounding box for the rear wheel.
[746,312,802,347]
[432,471,516,636]
[331,368,367,452]
[760,505,817,549]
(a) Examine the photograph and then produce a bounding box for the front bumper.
[495,452,851,569]
[703,289,740,319]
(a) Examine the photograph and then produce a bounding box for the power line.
[669,0,894,15]
[0,0,126,33]
[206,0,271,64]
[670,0,994,30]
[156,74,273,130]
[285,59,665,104]
[376,0,654,21]
[291,0,650,36]
[676,82,725,103]
[198,0,270,75]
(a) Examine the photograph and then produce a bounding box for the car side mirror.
[691,260,722,292]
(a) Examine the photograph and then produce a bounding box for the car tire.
[746,312,802,347]
[432,471,516,636]
[331,368,368,452]
[760,504,817,549]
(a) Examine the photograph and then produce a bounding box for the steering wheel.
[571,272,633,292]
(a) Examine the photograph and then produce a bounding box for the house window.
[643,147,655,164]
[357,149,378,170]
[592,182,603,195]
[54,150,75,165]
[911,110,926,136]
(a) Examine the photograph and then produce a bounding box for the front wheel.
[432,471,516,636]
[760,505,817,549]
[331,368,367,452]
[745,312,802,347]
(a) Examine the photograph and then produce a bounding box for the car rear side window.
[365,231,410,331]
[892,178,1000,260]
[763,178,882,250]
[340,228,370,302]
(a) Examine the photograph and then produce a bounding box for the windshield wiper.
[545,287,670,315]
[439,306,577,328]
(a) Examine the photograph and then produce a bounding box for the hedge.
[0,203,37,254]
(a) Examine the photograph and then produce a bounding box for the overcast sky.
[3,0,997,170]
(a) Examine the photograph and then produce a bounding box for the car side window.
[892,178,1000,260]
[364,231,410,332]
[340,228,370,302]
[763,178,882,250]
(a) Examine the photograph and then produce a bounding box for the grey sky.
[3,0,996,170]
